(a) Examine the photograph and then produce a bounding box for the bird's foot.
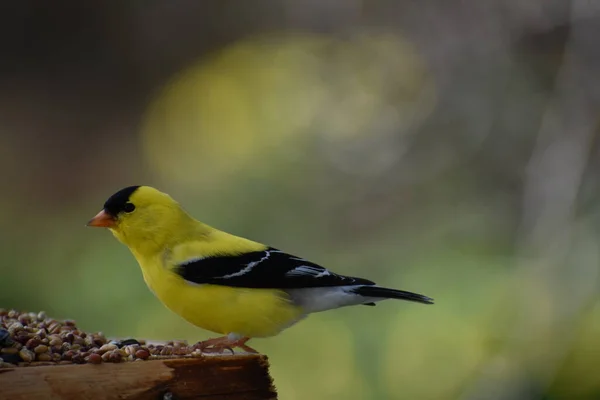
[193,336,258,354]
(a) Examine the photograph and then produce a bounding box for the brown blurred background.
[1,1,600,399]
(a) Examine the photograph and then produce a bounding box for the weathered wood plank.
[0,355,276,400]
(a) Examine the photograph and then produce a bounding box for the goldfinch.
[87,186,433,352]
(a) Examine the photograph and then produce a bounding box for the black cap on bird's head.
[103,185,141,217]
[87,185,141,227]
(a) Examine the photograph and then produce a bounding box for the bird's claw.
[192,336,258,354]
[197,344,235,355]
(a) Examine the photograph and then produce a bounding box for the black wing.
[174,247,375,289]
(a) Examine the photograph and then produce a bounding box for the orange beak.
[87,210,116,228]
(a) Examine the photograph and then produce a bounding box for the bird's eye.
[123,203,135,213]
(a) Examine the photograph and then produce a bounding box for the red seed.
[87,353,102,364]
[135,349,149,360]
[108,351,122,363]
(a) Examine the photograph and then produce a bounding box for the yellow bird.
[87,186,433,352]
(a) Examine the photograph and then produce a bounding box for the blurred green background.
[1,1,600,399]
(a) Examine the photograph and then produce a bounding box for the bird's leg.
[193,335,258,354]
[233,337,258,353]
[193,336,234,354]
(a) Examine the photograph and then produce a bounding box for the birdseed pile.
[0,309,203,368]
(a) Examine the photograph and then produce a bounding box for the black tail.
[351,285,434,305]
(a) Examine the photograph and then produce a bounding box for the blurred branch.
[461,1,600,398]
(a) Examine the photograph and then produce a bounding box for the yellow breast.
[137,255,304,338]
